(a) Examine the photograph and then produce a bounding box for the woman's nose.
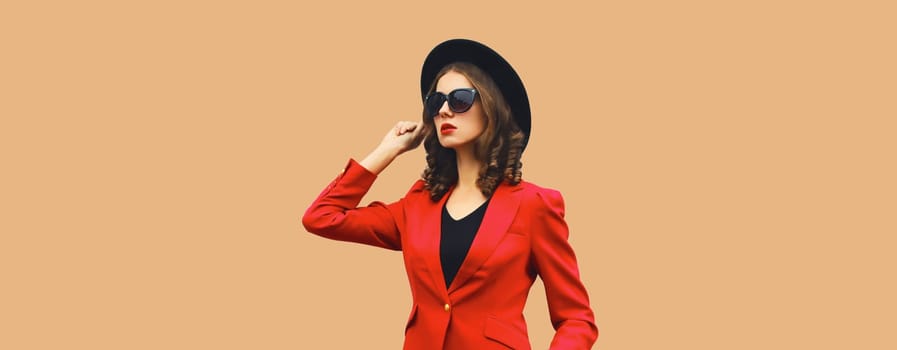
[437,101,453,118]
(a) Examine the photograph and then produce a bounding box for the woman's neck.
[454,146,481,192]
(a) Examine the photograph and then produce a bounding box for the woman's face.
[433,71,487,151]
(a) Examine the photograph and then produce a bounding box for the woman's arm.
[301,121,426,250]
[359,121,425,175]
[531,189,599,349]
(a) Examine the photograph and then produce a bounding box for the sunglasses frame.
[424,88,478,117]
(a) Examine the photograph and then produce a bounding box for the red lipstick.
[440,123,457,135]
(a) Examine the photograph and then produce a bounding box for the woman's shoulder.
[511,181,567,218]
[513,180,565,206]
[400,179,434,203]
[515,180,562,195]
[403,179,428,195]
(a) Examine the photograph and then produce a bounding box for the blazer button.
[444,303,450,312]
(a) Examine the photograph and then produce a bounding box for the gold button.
[444,303,450,312]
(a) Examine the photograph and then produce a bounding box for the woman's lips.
[440,123,457,135]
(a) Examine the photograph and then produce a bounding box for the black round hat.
[420,39,531,150]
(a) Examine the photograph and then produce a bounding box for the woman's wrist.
[359,145,400,175]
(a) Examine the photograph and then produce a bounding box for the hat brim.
[420,39,531,150]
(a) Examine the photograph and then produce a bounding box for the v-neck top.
[440,198,491,289]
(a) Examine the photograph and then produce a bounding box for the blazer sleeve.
[301,158,404,251]
[531,188,599,349]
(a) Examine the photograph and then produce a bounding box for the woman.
[303,39,598,349]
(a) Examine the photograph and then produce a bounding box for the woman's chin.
[437,138,457,149]
[438,140,465,150]
[437,135,476,150]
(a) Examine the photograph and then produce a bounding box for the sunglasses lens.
[425,89,477,117]
[449,89,476,113]
[425,93,446,117]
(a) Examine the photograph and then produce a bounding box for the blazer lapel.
[417,188,451,294]
[447,182,522,293]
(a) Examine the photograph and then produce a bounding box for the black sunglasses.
[424,88,478,117]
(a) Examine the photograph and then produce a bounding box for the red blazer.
[302,159,598,349]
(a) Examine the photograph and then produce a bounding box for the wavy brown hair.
[420,62,526,201]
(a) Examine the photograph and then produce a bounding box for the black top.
[440,198,491,289]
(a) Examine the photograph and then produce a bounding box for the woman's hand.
[359,121,427,175]
[381,121,426,155]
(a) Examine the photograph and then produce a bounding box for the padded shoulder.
[403,179,433,203]
[408,179,427,192]
[516,181,565,217]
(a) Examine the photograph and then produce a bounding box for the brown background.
[2,1,894,349]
